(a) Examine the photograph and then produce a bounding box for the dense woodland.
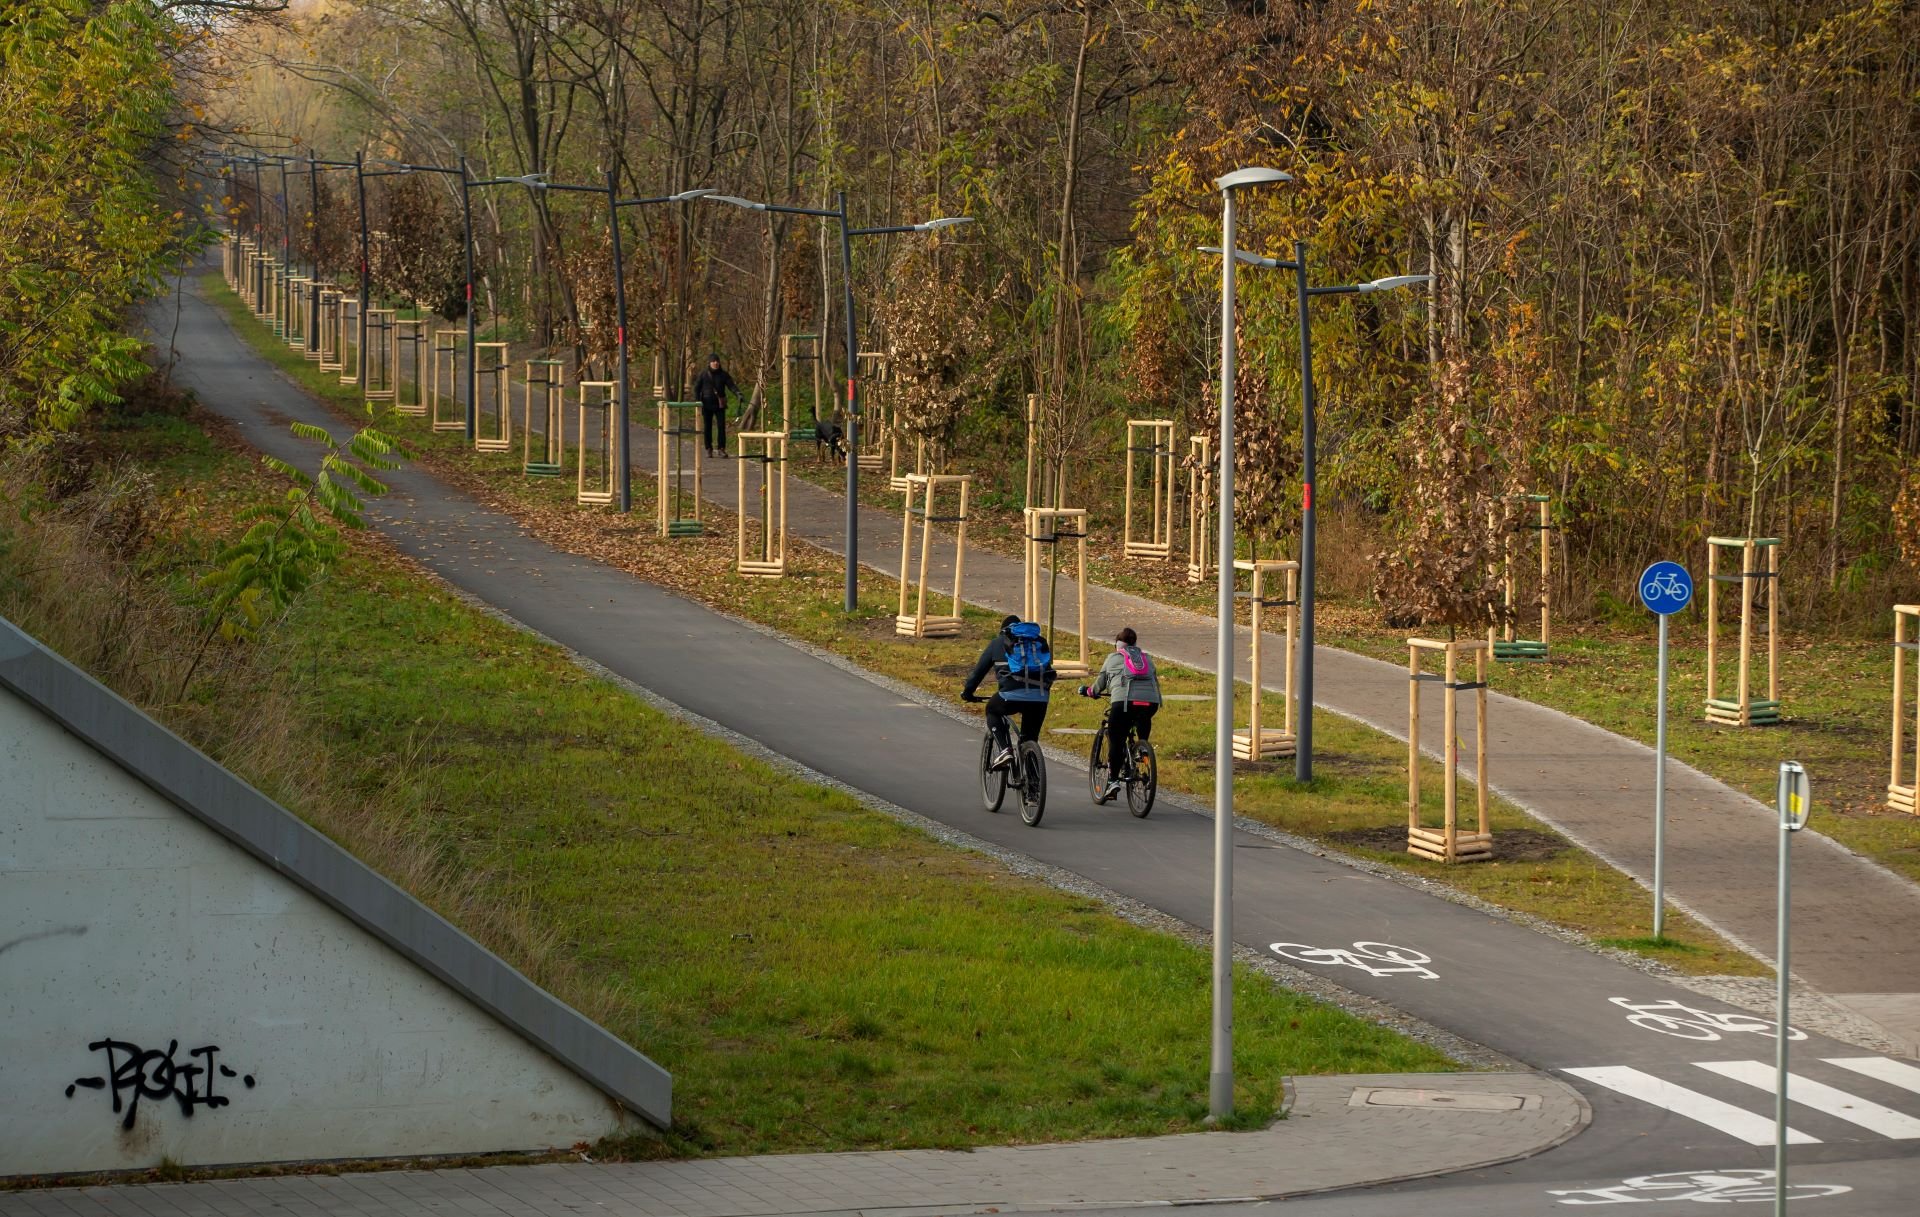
[13,0,1920,630]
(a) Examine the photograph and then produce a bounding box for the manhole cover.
[1348,1087,1538,1112]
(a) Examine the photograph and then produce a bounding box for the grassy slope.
[204,275,1765,977]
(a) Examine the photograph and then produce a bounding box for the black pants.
[1106,703,1158,777]
[986,694,1047,752]
[700,401,725,452]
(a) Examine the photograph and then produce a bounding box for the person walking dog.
[692,353,741,458]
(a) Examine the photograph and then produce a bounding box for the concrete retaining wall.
[0,619,668,1176]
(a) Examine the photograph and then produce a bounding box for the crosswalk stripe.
[1696,1060,1920,1139]
[1824,1056,1920,1096]
[1563,1066,1818,1146]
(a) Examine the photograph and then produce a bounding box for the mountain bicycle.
[977,719,1047,826]
[1087,703,1156,817]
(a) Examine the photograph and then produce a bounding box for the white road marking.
[1562,1066,1819,1146]
[1695,1059,1920,1139]
[1824,1056,1920,1096]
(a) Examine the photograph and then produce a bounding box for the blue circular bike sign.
[1639,561,1693,615]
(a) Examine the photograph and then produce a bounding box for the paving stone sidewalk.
[629,435,1920,1054]
[1,1072,1585,1217]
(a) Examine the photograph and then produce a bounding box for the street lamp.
[306,155,359,357]
[1201,242,1430,783]
[703,191,973,611]
[540,178,714,512]
[1205,164,1291,1123]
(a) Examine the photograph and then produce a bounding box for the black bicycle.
[1088,704,1156,817]
[979,724,1047,826]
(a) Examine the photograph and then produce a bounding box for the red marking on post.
[617,326,625,347]
[846,378,856,401]
[1302,482,1313,512]
[465,283,472,301]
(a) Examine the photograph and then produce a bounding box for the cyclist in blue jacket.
[962,615,1057,769]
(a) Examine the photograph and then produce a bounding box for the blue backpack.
[1000,621,1052,701]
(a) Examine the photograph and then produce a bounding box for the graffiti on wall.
[65,1039,256,1129]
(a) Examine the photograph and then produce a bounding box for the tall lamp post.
[703,191,973,612]
[1205,165,1291,1122]
[306,156,359,358]
[537,177,715,511]
[1202,240,1428,783]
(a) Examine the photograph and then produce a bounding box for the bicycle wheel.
[1018,741,1047,826]
[1127,739,1157,818]
[980,731,1007,813]
[1088,725,1111,804]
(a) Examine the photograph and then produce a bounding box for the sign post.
[1639,560,1694,938]
[1774,760,1810,1217]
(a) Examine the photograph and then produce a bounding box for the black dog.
[811,409,847,461]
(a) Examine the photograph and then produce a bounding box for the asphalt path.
[153,269,1920,1204]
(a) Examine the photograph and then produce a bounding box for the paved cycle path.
[611,399,1920,1053]
[160,274,1920,1170]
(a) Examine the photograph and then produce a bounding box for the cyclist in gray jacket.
[1080,627,1161,801]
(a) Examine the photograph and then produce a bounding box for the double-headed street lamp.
[702,191,974,612]
[1201,242,1429,785]
[1201,167,1429,1120]
[536,176,715,511]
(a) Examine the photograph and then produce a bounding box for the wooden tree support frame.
[1023,507,1090,677]
[1124,419,1176,560]
[317,290,344,373]
[267,263,286,336]
[338,298,361,386]
[576,381,618,506]
[393,320,427,415]
[1705,536,1782,727]
[1892,604,1919,814]
[429,331,464,431]
[1490,492,1552,661]
[522,359,565,475]
[473,341,512,452]
[300,282,327,361]
[897,474,970,637]
[737,431,789,577]
[658,401,705,537]
[1407,638,1493,863]
[782,333,823,442]
[362,309,397,402]
[283,277,310,349]
[853,350,888,471]
[1234,559,1299,760]
[1187,434,1214,584]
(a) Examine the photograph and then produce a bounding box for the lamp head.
[915,216,975,232]
[704,194,768,211]
[1196,245,1280,269]
[506,173,549,188]
[669,187,716,202]
[1358,273,1432,294]
[1214,167,1292,193]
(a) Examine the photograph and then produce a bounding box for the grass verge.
[203,274,1768,977]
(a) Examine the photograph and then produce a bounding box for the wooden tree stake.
[523,360,566,475]
[576,380,618,506]
[1124,418,1177,560]
[1892,604,1919,814]
[1488,492,1551,660]
[473,341,512,452]
[897,473,970,637]
[1024,506,1090,676]
[658,401,705,537]
[1704,536,1782,726]
[1234,559,1299,760]
[1187,434,1214,584]
[1407,638,1493,862]
[737,430,789,577]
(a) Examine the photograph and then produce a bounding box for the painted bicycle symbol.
[1549,1168,1849,1205]
[1641,572,1688,606]
[1268,941,1439,980]
[1610,997,1805,1042]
